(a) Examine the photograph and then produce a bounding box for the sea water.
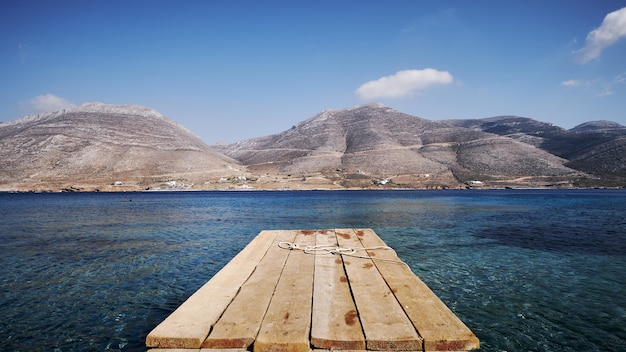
[0,190,624,351]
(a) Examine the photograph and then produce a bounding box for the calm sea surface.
[0,190,625,351]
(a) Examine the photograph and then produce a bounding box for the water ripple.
[0,190,625,351]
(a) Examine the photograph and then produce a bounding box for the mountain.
[0,103,243,191]
[218,104,586,189]
[445,116,626,183]
[2,103,622,191]
[571,120,626,133]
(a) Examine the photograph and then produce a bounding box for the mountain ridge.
[0,103,243,192]
[217,104,589,189]
[444,115,626,183]
[1,102,624,191]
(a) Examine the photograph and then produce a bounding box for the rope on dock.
[277,242,408,266]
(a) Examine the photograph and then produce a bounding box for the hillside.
[1,102,623,192]
[445,116,626,184]
[218,104,587,189]
[0,103,243,191]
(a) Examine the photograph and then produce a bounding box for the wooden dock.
[146,229,479,351]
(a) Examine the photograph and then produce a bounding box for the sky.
[1,1,626,144]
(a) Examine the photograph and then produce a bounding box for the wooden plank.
[147,349,247,352]
[202,230,297,349]
[311,350,422,352]
[147,228,479,351]
[253,230,317,352]
[145,230,279,349]
[335,229,423,351]
[311,230,366,350]
[356,228,480,352]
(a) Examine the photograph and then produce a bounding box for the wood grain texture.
[335,228,422,351]
[253,230,317,352]
[147,228,479,351]
[311,230,366,350]
[202,230,296,349]
[146,230,278,348]
[357,228,480,351]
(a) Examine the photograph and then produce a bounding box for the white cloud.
[614,73,626,84]
[561,73,625,97]
[561,79,593,88]
[561,79,583,87]
[575,6,626,63]
[600,72,626,96]
[355,68,454,100]
[597,86,613,97]
[24,94,77,113]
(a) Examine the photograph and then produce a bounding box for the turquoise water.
[0,190,625,351]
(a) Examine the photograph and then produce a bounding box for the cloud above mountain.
[22,94,77,114]
[561,73,625,96]
[575,6,626,63]
[355,68,453,100]
[561,80,586,87]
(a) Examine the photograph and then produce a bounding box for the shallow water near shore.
[1,189,625,351]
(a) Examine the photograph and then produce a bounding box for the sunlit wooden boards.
[355,228,480,352]
[310,230,366,350]
[146,228,479,352]
[145,230,281,348]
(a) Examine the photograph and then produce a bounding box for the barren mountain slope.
[446,116,626,180]
[3,103,614,191]
[0,103,243,191]
[219,104,583,188]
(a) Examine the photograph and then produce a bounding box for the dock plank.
[356,228,480,352]
[311,230,366,350]
[335,229,423,351]
[148,350,249,352]
[147,228,479,352]
[202,230,297,349]
[253,230,317,352]
[146,230,279,349]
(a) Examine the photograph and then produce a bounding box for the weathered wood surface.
[310,230,366,350]
[145,230,279,349]
[253,230,317,352]
[335,229,422,351]
[146,229,480,352]
[357,228,480,352]
[202,230,296,349]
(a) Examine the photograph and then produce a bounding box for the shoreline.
[2,185,625,194]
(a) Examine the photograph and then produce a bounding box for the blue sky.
[1,1,625,144]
